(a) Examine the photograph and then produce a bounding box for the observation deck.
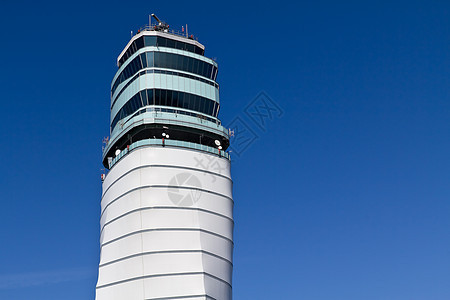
[102,16,229,169]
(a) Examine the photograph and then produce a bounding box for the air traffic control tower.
[96,15,233,300]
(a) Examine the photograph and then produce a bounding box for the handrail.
[108,139,230,169]
[136,23,199,41]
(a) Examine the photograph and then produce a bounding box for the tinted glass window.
[148,89,154,105]
[112,51,217,95]
[154,89,161,106]
[186,44,195,52]
[153,52,161,68]
[157,37,166,47]
[160,90,167,106]
[166,38,175,49]
[146,52,154,67]
[144,36,156,46]
[140,53,147,68]
[111,88,218,131]
[135,37,144,49]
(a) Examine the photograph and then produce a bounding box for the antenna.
[151,14,169,31]
[151,14,161,24]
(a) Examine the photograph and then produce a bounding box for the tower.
[96,15,233,300]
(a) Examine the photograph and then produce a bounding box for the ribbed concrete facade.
[96,147,233,299]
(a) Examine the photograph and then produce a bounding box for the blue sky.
[0,0,449,299]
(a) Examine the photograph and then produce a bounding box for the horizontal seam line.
[100,206,233,235]
[101,185,233,219]
[99,250,232,268]
[102,164,231,199]
[144,294,215,300]
[96,272,231,290]
[101,228,233,248]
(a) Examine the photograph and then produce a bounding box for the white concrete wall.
[96,146,233,300]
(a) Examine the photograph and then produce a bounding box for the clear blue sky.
[0,0,449,299]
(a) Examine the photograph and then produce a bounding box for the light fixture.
[115,149,121,156]
[214,140,221,146]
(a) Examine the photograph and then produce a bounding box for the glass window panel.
[171,90,177,107]
[207,100,214,115]
[161,52,168,68]
[181,56,188,72]
[140,90,146,106]
[128,60,134,75]
[130,59,137,74]
[197,61,203,77]
[144,36,156,46]
[166,38,175,49]
[193,59,199,74]
[165,53,171,68]
[188,57,194,73]
[148,89,154,105]
[198,96,206,114]
[180,93,186,109]
[207,63,212,78]
[124,65,130,78]
[154,52,161,68]
[136,37,144,49]
[131,95,138,112]
[186,93,192,109]
[130,96,136,112]
[135,57,141,72]
[212,102,218,116]
[176,54,183,70]
[146,52,154,67]
[165,90,172,107]
[160,90,167,106]
[179,92,185,109]
[167,53,175,69]
[123,103,130,116]
[140,53,147,68]
[193,95,199,112]
[154,89,161,106]
[186,44,194,52]
[180,93,190,108]
[203,62,209,78]
[172,53,178,69]
[157,37,167,47]
[172,91,178,107]
[199,98,205,114]
[206,64,212,79]
[197,61,202,77]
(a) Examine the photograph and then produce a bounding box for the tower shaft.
[96,18,233,300]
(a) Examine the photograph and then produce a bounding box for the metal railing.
[136,23,199,41]
[108,138,230,169]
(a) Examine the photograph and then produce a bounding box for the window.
[111,89,218,131]
[144,36,156,46]
[112,51,217,95]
